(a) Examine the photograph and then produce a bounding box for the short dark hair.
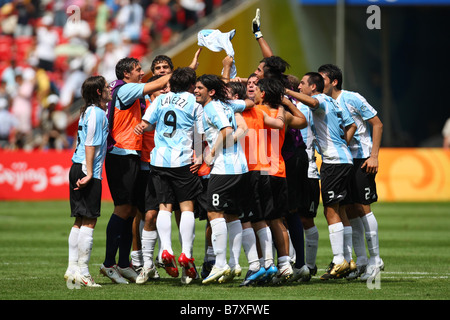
[226,81,247,100]
[81,75,106,115]
[305,72,325,93]
[115,57,140,80]
[318,64,343,90]
[256,77,284,108]
[169,67,196,93]
[151,55,174,73]
[196,74,229,104]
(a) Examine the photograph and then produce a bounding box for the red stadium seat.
[0,35,14,62]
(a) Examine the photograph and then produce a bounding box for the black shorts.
[320,162,353,206]
[346,158,378,205]
[69,163,102,219]
[285,149,309,212]
[240,171,274,223]
[267,175,289,220]
[207,174,244,214]
[195,177,209,220]
[299,178,320,218]
[105,153,140,206]
[135,169,159,213]
[150,164,203,205]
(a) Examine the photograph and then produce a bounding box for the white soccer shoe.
[100,264,129,284]
[76,272,102,287]
[272,263,293,284]
[218,264,242,283]
[136,265,157,284]
[117,266,138,283]
[289,265,310,282]
[360,259,384,282]
[202,264,231,284]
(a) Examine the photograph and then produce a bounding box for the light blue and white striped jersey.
[143,91,203,168]
[72,105,109,179]
[202,99,248,175]
[336,90,378,159]
[298,103,320,179]
[309,94,354,164]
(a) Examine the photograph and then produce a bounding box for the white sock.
[349,217,368,266]
[256,226,274,268]
[278,255,290,267]
[156,210,173,255]
[210,218,227,268]
[78,226,94,276]
[141,230,158,268]
[68,227,80,271]
[361,212,380,265]
[304,226,319,269]
[227,220,242,268]
[130,250,143,268]
[343,226,353,263]
[242,227,260,271]
[179,211,195,258]
[328,222,344,265]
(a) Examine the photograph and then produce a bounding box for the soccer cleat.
[289,265,310,282]
[272,263,293,284]
[239,267,266,287]
[336,259,357,279]
[117,266,138,283]
[299,265,317,282]
[218,264,242,283]
[360,259,384,282]
[64,268,78,282]
[161,250,179,278]
[257,264,278,285]
[181,264,199,285]
[346,263,367,280]
[201,260,215,279]
[178,253,197,279]
[76,272,102,287]
[136,265,157,284]
[202,264,231,284]
[320,260,350,280]
[100,264,129,284]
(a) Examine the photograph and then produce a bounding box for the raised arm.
[188,48,202,70]
[286,111,307,130]
[143,73,171,96]
[285,88,319,109]
[252,8,273,58]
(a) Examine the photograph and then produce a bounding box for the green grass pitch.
[0,201,449,303]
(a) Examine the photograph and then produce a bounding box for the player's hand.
[189,48,202,70]
[134,123,145,135]
[252,8,263,39]
[361,156,378,174]
[190,163,201,174]
[74,175,92,190]
[222,55,234,67]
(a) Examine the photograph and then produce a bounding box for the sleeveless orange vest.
[255,104,286,177]
[111,98,143,151]
[241,107,270,172]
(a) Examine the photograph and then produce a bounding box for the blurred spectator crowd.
[0,0,229,151]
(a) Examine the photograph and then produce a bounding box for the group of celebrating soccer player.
[64,9,384,288]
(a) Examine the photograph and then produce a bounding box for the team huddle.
[63,9,384,288]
